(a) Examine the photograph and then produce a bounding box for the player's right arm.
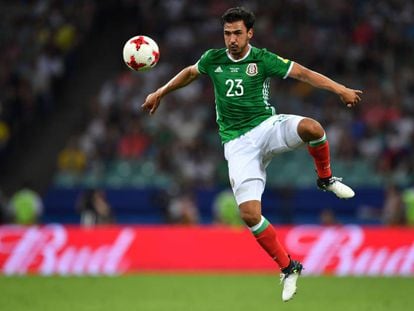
[142,64,200,115]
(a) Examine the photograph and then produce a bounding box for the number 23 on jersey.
[225,79,244,97]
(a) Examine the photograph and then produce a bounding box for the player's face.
[223,20,253,59]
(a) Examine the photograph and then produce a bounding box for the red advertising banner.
[0,225,413,276]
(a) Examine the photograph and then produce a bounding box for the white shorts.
[224,114,305,205]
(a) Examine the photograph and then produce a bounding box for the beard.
[229,44,243,57]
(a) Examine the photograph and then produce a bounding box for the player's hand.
[142,90,162,115]
[339,88,363,108]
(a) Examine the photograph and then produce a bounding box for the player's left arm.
[288,62,362,107]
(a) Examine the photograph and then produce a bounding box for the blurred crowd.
[55,0,414,189]
[0,0,96,225]
[1,1,414,226]
[0,0,96,159]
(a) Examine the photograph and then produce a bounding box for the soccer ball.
[122,35,160,71]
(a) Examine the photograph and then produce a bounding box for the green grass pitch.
[0,274,411,311]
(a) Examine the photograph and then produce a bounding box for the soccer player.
[142,7,362,301]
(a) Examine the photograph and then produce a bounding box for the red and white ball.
[122,35,160,71]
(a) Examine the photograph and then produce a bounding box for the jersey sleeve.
[196,49,212,74]
[263,50,294,79]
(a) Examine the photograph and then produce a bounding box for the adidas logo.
[214,66,223,73]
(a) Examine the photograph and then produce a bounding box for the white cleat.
[317,176,355,199]
[280,260,303,302]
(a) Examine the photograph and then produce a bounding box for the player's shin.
[307,133,332,179]
[249,216,290,270]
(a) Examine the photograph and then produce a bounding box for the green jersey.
[197,45,293,143]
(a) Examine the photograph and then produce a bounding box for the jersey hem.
[220,115,273,144]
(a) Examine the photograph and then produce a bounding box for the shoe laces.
[279,265,302,284]
[329,176,343,184]
[319,176,343,188]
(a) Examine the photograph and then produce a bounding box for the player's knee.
[240,211,261,227]
[239,203,261,227]
[298,118,325,142]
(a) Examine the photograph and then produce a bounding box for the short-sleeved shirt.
[197,45,293,143]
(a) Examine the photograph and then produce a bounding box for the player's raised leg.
[298,118,355,199]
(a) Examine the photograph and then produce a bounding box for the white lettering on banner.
[1,225,413,275]
[0,225,135,275]
[1,227,38,274]
[40,225,68,275]
[72,248,92,275]
[57,247,76,275]
[383,247,406,275]
[286,226,414,276]
[103,229,135,274]
[4,226,66,274]
[400,243,414,274]
[334,226,364,275]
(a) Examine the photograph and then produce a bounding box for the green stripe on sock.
[309,134,327,147]
[252,218,270,236]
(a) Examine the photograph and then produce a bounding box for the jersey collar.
[226,44,252,62]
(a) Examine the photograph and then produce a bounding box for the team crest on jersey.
[246,63,258,76]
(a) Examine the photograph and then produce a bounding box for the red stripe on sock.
[307,140,332,179]
[255,225,290,270]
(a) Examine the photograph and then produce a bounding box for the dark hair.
[222,7,255,30]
